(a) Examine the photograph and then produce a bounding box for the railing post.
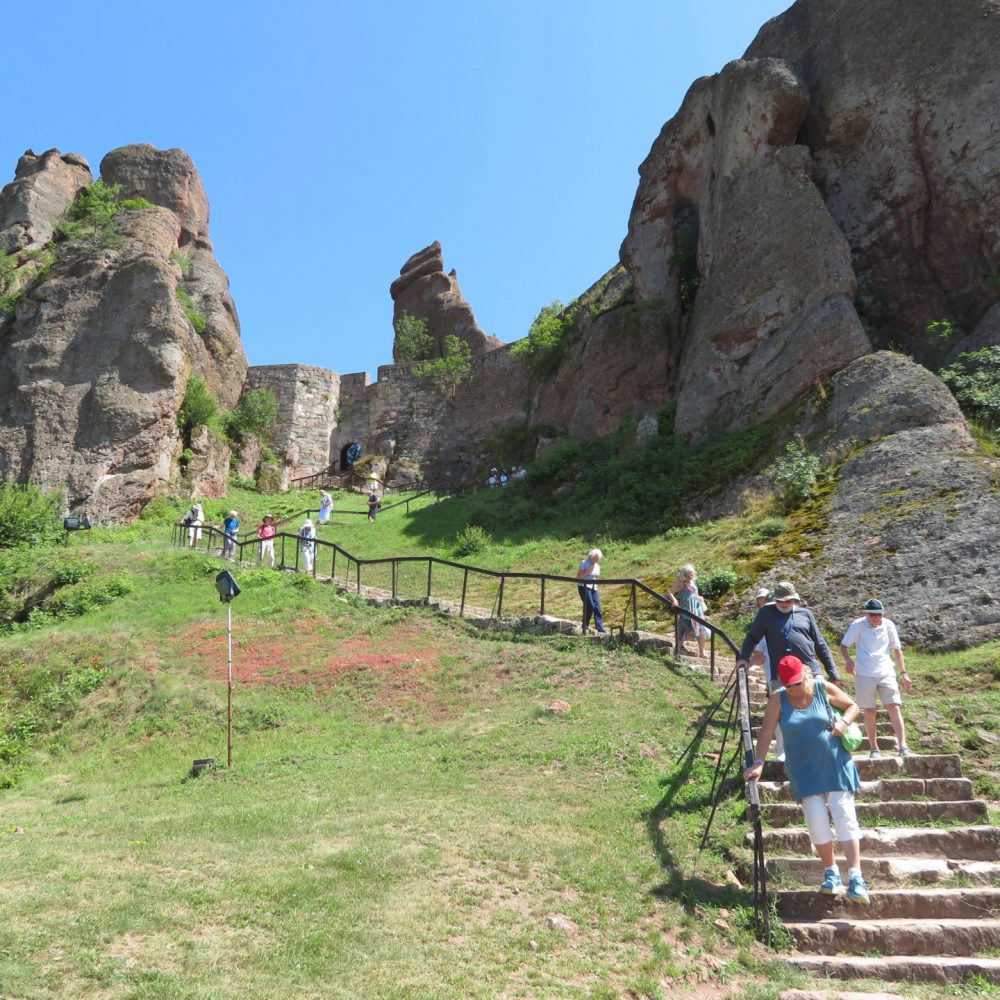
[540,577,546,616]
[332,548,337,579]
[280,534,286,569]
[460,568,468,616]
[710,630,716,681]
[497,576,505,620]
[357,561,362,594]
[631,582,638,632]
[392,560,397,600]
[426,561,432,600]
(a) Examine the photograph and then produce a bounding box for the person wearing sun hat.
[840,598,913,759]
[298,517,316,573]
[747,587,786,761]
[257,514,277,569]
[736,580,840,688]
[744,653,869,904]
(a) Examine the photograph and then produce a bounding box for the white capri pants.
[800,790,861,846]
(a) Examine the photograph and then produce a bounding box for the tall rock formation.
[746,0,1000,355]
[621,57,871,439]
[390,241,502,360]
[0,144,246,520]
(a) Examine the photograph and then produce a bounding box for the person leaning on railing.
[743,654,870,905]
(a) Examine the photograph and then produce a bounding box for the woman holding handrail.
[743,654,869,904]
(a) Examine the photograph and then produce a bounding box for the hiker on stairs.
[839,597,913,760]
[743,654,871,905]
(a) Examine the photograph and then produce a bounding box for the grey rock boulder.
[774,353,1000,649]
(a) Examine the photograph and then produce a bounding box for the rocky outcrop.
[0,148,92,254]
[390,241,502,360]
[773,353,1000,647]
[101,146,245,408]
[621,57,870,439]
[745,0,1000,356]
[0,144,247,520]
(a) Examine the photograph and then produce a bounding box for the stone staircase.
[734,662,1000,987]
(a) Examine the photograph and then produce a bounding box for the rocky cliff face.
[746,0,1000,358]
[0,144,246,520]
[620,0,1000,440]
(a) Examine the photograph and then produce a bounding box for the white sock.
[848,867,862,880]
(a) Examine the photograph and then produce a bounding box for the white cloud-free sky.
[2,0,792,378]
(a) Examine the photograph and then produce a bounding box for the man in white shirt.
[840,598,913,759]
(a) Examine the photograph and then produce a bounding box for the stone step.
[766,856,1000,887]
[783,916,1000,956]
[776,886,1000,921]
[785,954,1000,986]
[758,776,975,803]
[762,798,988,828]
[759,825,1000,860]
[758,753,964,783]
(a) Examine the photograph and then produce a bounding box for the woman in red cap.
[743,653,869,903]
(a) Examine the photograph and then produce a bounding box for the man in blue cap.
[840,598,913,759]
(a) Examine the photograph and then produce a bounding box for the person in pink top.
[257,514,277,568]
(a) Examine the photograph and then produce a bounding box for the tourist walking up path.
[257,514,276,568]
[576,548,606,634]
[299,518,316,573]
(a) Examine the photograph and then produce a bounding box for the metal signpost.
[215,570,241,768]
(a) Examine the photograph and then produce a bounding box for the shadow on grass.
[642,667,751,911]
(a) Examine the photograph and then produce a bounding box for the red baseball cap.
[777,654,805,686]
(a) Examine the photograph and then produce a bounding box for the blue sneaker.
[846,874,870,905]
[820,868,844,895]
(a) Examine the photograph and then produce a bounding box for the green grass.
[0,540,770,998]
[1,485,998,998]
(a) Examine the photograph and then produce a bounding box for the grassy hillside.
[1,492,998,998]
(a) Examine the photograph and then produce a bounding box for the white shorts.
[800,790,861,846]
[855,672,902,710]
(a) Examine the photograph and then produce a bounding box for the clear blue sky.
[3,0,792,379]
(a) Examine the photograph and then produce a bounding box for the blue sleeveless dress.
[780,683,860,802]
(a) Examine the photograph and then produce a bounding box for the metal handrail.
[171,521,769,939]
[171,523,740,676]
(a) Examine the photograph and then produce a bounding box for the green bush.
[178,375,217,437]
[774,442,821,509]
[454,525,492,557]
[940,347,1000,427]
[51,558,90,587]
[751,517,787,543]
[395,312,434,363]
[510,300,575,376]
[46,574,135,620]
[0,484,63,548]
[222,388,278,445]
[56,180,123,246]
[414,335,472,398]
[176,286,207,333]
[700,567,741,601]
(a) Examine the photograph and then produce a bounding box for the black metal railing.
[171,519,768,938]
[172,521,740,680]
[665,662,770,943]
